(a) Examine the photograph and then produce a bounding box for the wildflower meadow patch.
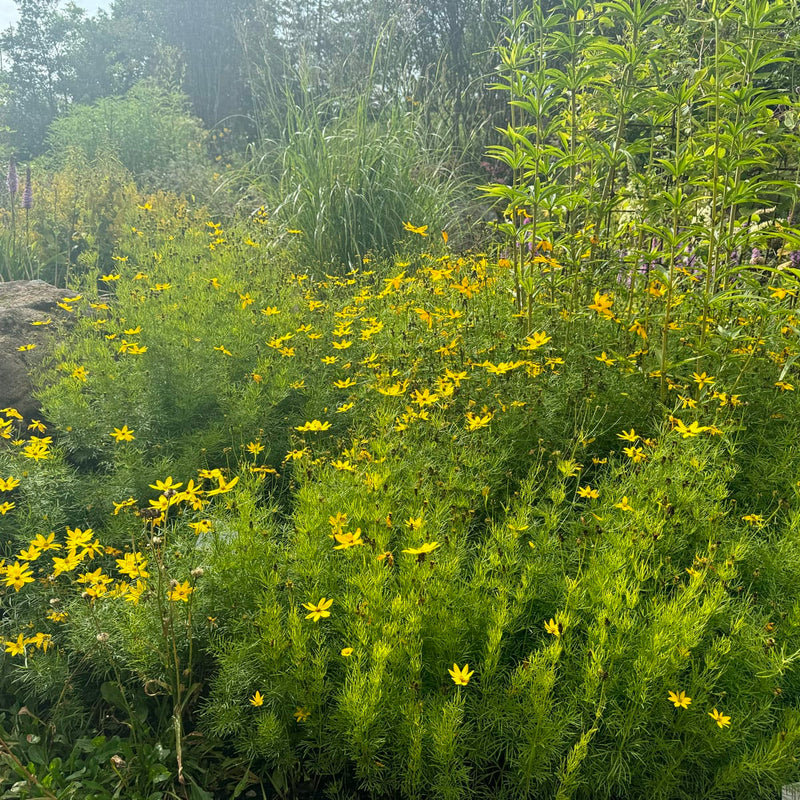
[2,0,800,797]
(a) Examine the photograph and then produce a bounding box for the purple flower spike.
[7,158,18,197]
[21,166,33,210]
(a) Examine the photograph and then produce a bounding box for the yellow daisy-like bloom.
[167,580,194,602]
[110,425,135,442]
[3,561,34,591]
[0,476,21,492]
[401,541,439,556]
[709,708,731,728]
[188,519,212,535]
[615,496,634,512]
[303,597,333,622]
[4,633,26,656]
[149,476,183,493]
[448,663,474,686]
[249,691,264,707]
[341,647,354,657]
[294,707,311,722]
[668,690,692,709]
[295,420,332,432]
[544,618,561,637]
[465,411,493,431]
[403,221,428,236]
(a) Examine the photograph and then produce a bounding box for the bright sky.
[0,0,109,29]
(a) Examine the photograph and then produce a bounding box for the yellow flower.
[149,477,183,493]
[51,552,81,577]
[167,580,194,602]
[303,597,333,622]
[577,485,599,499]
[623,446,647,463]
[124,580,147,604]
[615,496,634,512]
[709,708,731,728]
[0,476,20,492]
[595,351,615,366]
[333,529,363,549]
[295,420,332,432]
[294,707,311,722]
[115,552,149,580]
[628,319,647,339]
[112,498,137,515]
[110,425,135,442]
[3,561,35,591]
[249,691,264,707]
[411,388,438,407]
[401,541,439,556]
[31,532,60,551]
[692,371,715,390]
[206,475,239,496]
[519,331,551,351]
[672,418,709,438]
[448,663,474,686]
[544,618,561,637]
[403,221,428,236]
[465,411,493,431]
[18,545,41,561]
[617,428,638,442]
[22,437,51,460]
[668,690,692,709]
[188,519,212,535]
[4,633,26,656]
[246,441,264,456]
[376,380,408,396]
[588,291,614,317]
[341,647,354,657]
[328,512,348,535]
[0,501,15,515]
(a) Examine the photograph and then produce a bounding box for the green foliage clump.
[0,194,799,796]
[46,81,209,190]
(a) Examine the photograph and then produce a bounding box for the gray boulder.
[0,280,73,419]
